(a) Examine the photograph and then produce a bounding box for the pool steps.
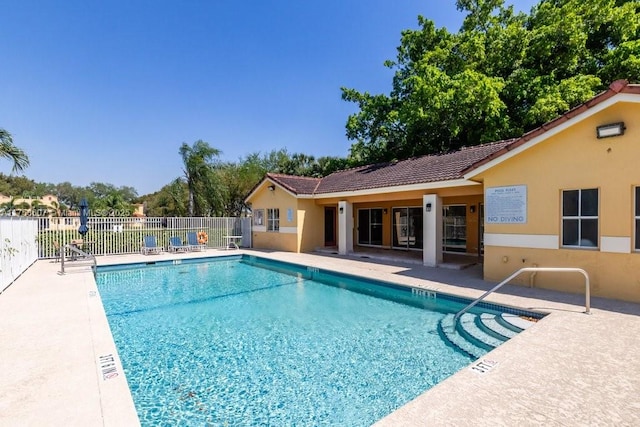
[479,313,517,340]
[438,312,536,359]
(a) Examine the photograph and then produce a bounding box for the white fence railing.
[1,217,38,292]
[37,216,252,259]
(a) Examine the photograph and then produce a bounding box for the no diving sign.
[485,185,527,224]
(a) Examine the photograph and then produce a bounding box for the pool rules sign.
[485,185,527,224]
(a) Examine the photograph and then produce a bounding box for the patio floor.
[1,249,639,426]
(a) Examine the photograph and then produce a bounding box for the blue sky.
[0,0,538,195]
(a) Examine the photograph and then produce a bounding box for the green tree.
[93,191,133,216]
[310,156,351,177]
[144,179,188,217]
[88,182,117,200]
[217,154,269,217]
[342,0,640,164]
[179,140,222,216]
[55,182,83,210]
[0,129,29,173]
[0,174,38,197]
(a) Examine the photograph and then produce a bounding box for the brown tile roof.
[256,80,640,198]
[261,141,513,196]
[266,173,321,195]
[314,140,515,194]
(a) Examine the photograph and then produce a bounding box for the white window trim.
[561,189,599,249]
[267,208,280,232]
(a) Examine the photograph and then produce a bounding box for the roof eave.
[244,176,301,203]
[464,91,640,180]
[313,179,481,199]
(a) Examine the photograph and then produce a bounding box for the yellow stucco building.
[246,80,640,302]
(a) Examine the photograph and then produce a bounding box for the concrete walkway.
[1,250,640,426]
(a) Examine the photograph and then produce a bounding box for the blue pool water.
[96,256,480,426]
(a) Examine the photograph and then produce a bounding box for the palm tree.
[30,199,44,216]
[103,192,131,216]
[15,201,31,216]
[179,140,221,216]
[0,129,29,172]
[0,197,17,216]
[49,200,61,217]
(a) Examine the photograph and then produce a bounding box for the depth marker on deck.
[98,354,119,380]
[470,359,498,374]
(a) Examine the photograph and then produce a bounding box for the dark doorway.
[324,207,337,247]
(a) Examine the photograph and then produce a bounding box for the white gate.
[0,217,38,292]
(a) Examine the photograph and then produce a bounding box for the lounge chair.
[186,231,207,251]
[141,235,162,255]
[168,236,189,252]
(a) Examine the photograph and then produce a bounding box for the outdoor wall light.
[596,122,626,139]
[425,202,432,212]
[383,208,388,214]
[267,184,275,191]
[470,205,476,213]
[339,206,344,214]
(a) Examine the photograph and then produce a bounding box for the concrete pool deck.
[1,249,639,426]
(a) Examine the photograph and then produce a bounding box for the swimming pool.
[96,255,542,426]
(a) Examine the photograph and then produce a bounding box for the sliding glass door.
[392,207,423,250]
[443,205,467,252]
[358,208,383,246]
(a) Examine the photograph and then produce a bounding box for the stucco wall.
[481,101,640,301]
[298,199,325,252]
[249,183,300,252]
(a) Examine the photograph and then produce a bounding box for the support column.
[338,201,353,255]
[423,194,442,267]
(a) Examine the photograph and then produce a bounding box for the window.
[562,189,598,248]
[635,187,640,251]
[267,208,279,232]
[253,209,264,226]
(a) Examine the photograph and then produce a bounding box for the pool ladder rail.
[59,244,97,276]
[439,267,591,359]
[455,267,591,322]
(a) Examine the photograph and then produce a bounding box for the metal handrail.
[454,267,591,322]
[60,244,97,275]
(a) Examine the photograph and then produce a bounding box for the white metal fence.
[37,216,252,259]
[0,217,38,292]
